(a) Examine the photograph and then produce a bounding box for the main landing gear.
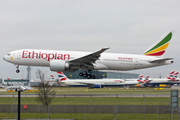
[16,65,20,73]
[79,71,95,79]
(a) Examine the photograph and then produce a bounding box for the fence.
[0,105,175,114]
[0,94,179,120]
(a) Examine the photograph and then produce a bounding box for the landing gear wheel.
[79,72,83,76]
[15,65,20,73]
[87,74,92,79]
[91,75,95,79]
[83,73,87,77]
[16,69,20,73]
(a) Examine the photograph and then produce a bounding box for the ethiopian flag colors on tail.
[143,31,173,56]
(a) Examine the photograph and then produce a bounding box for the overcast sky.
[0,0,180,79]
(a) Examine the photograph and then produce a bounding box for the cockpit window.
[7,53,10,56]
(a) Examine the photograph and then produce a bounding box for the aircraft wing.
[69,48,110,70]
[149,58,173,63]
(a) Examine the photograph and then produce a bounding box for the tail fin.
[166,70,175,80]
[143,75,151,84]
[57,71,68,82]
[7,77,10,80]
[50,74,55,80]
[171,71,179,81]
[144,75,149,81]
[137,74,143,82]
[173,71,179,79]
[143,30,173,56]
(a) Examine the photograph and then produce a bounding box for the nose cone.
[3,55,7,61]
[3,54,12,62]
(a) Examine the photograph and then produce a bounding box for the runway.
[0,94,172,97]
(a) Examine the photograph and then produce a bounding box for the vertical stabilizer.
[137,74,143,82]
[166,70,175,80]
[51,75,55,80]
[143,30,173,56]
[57,72,69,81]
[171,71,179,81]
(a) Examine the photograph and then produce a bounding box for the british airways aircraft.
[57,71,126,88]
[3,31,174,78]
[142,70,179,86]
[57,72,152,88]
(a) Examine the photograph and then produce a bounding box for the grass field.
[0,87,178,94]
[0,97,172,105]
[0,87,175,105]
[0,113,179,120]
[0,87,179,119]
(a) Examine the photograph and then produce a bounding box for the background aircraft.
[125,75,151,87]
[57,71,126,88]
[4,31,174,79]
[144,70,179,86]
[56,72,154,88]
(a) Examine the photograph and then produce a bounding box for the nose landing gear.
[16,65,20,73]
[16,69,20,73]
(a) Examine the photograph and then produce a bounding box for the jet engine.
[93,84,101,88]
[50,60,69,72]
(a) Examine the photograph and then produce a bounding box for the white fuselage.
[148,78,179,85]
[125,79,140,85]
[4,49,173,71]
[60,78,126,86]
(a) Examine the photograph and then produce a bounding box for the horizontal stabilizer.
[149,58,173,63]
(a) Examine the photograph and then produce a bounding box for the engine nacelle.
[50,60,69,72]
[94,84,101,88]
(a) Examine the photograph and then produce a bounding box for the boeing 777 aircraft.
[3,31,174,78]
[57,72,153,88]
[57,71,126,88]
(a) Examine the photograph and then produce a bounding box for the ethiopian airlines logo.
[22,51,70,61]
[118,57,133,61]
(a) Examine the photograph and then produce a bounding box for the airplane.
[144,70,179,86]
[57,72,153,88]
[56,71,126,88]
[6,86,33,91]
[3,30,174,78]
[138,75,151,86]
[125,74,150,87]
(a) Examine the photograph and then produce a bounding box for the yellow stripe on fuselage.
[144,43,169,55]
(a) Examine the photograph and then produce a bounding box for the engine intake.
[50,60,69,72]
[94,84,101,88]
